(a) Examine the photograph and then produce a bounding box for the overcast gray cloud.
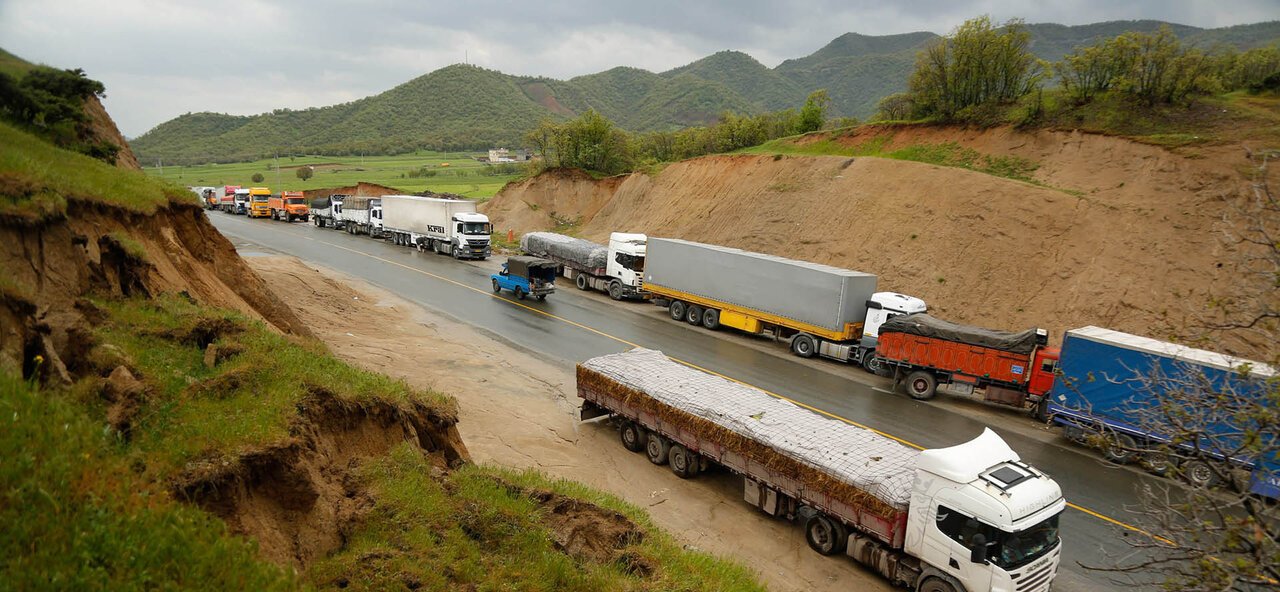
[0,0,1275,138]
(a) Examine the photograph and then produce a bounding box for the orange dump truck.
[874,314,1059,417]
[269,190,309,222]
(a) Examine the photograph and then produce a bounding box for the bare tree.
[1086,150,1279,590]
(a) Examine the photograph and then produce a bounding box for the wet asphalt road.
[212,213,1159,591]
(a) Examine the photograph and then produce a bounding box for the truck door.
[1027,348,1059,396]
[925,501,994,592]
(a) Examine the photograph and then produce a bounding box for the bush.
[250,173,264,183]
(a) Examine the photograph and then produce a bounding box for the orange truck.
[874,314,1059,417]
[269,190,309,222]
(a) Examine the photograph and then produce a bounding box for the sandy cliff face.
[482,128,1267,358]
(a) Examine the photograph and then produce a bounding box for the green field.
[143,151,526,198]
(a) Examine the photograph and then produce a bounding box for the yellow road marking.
[220,216,1171,542]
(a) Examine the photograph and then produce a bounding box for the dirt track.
[248,255,892,592]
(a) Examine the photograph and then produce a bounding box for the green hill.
[130,19,1280,165]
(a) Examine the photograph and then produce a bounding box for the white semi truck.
[643,238,926,370]
[380,195,491,260]
[334,196,380,235]
[579,348,1064,592]
[310,194,347,228]
[520,232,647,300]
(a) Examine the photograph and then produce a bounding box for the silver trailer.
[380,195,491,260]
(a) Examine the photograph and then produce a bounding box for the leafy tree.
[250,173,264,183]
[1059,26,1222,106]
[874,92,915,121]
[908,16,1047,119]
[295,166,313,181]
[797,89,830,133]
[1086,150,1280,590]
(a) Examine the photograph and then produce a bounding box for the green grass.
[142,151,526,198]
[311,448,764,592]
[0,121,193,222]
[0,372,297,591]
[93,295,455,478]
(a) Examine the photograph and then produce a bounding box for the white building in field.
[488,148,531,163]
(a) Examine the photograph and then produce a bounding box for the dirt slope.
[482,128,1266,358]
[84,96,141,170]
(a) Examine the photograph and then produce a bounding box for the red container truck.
[875,314,1059,417]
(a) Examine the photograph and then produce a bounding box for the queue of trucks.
[191,181,1276,591]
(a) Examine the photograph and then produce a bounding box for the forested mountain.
[130,20,1280,165]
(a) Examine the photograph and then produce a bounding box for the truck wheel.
[669,444,699,478]
[491,279,501,293]
[862,353,886,375]
[791,334,817,358]
[608,280,623,301]
[1181,459,1221,488]
[575,273,589,290]
[804,514,847,555]
[1032,398,1050,422]
[669,301,686,322]
[701,309,720,329]
[1102,433,1139,465]
[514,287,526,300]
[1142,450,1178,477]
[904,371,937,400]
[685,305,703,326]
[535,294,547,301]
[918,577,958,592]
[619,422,646,453]
[1062,425,1088,444]
[646,433,670,465]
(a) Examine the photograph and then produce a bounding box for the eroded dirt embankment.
[482,127,1267,358]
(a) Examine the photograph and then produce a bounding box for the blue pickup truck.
[491,256,558,301]
[1047,326,1278,499]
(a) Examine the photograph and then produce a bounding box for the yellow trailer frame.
[645,283,862,342]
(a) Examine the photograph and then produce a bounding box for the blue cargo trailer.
[1047,326,1278,499]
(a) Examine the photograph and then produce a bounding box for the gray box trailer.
[644,238,878,336]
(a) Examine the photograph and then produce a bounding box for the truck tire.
[318,218,326,228]
[491,279,501,293]
[575,273,590,290]
[701,309,720,330]
[685,305,703,326]
[1102,433,1139,465]
[804,513,847,555]
[862,353,886,375]
[514,287,526,300]
[791,334,817,358]
[1032,398,1050,422]
[669,444,699,478]
[918,577,958,592]
[669,301,686,322]
[535,294,547,301]
[1141,450,1177,477]
[905,371,937,400]
[620,422,646,453]
[1181,459,1221,488]
[608,280,623,301]
[646,433,670,465]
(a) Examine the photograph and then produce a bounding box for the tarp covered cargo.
[879,314,1040,355]
[644,238,877,333]
[310,196,333,210]
[520,232,608,270]
[343,196,378,210]
[579,348,919,511]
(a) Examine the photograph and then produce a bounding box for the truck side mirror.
[969,533,988,564]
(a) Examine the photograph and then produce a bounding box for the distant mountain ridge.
[130,19,1280,165]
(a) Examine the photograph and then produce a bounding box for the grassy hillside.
[129,19,1280,165]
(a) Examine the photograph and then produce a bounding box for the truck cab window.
[935,505,996,550]
[615,253,644,272]
[1040,359,1057,373]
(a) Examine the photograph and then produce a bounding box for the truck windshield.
[995,513,1060,569]
[462,222,491,234]
[615,253,644,272]
[286,198,304,205]
[252,196,268,202]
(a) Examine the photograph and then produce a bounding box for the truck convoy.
[643,238,926,369]
[247,187,272,218]
[520,232,647,300]
[579,348,1064,592]
[218,185,240,213]
[310,194,346,228]
[268,191,309,222]
[380,195,491,259]
[1047,326,1279,497]
[875,315,1060,416]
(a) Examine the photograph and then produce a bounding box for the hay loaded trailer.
[642,238,925,369]
[578,348,1065,592]
[520,231,647,300]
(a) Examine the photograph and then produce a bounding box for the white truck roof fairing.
[454,211,489,223]
[609,232,647,254]
[916,428,1018,483]
[1068,326,1276,377]
[872,292,927,314]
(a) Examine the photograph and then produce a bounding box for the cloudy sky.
[1,0,1275,137]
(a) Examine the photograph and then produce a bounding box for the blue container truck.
[1046,326,1278,499]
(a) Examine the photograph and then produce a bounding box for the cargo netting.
[521,232,608,270]
[579,348,918,512]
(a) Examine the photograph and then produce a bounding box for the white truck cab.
[864,292,928,340]
[906,429,1064,592]
[606,232,647,295]
[452,211,492,259]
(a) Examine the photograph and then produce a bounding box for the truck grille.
[1011,548,1058,592]
[467,239,488,247]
